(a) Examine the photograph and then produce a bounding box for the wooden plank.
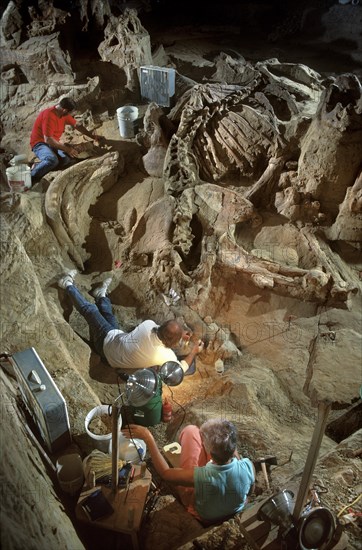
[75,464,152,541]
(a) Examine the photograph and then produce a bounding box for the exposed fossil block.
[98,9,152,90]
[1,33,74,84]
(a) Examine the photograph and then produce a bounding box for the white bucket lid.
[116,106,139,120]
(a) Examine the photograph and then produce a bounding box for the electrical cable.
[104,374,146,463]
[120,393,145,462]
[166,385,187,442]
[112,375,188,506]
[337,493,362,517]
[118,392,164,504]
[117,375,122,394]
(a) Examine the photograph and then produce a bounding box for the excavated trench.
[326,401,362,443]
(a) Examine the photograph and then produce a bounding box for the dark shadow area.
[57,288,75,323]
[178,214,203,273]
[329,240,362,269]
[88,353,120,385]
[130,215,146,247]
[326,400,362,443]
[83,217,113,274]
[234,210,291,250]
[108,281,139,309]
[58,484,139,550]
[170,58,215,83]
[233,220,260,250]
[259,39,362,75]
[264,92,293,121]
[142,0,284,33]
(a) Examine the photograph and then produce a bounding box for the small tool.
[255,456,278,490]
[260,460,270,490]
[254,455,278,472]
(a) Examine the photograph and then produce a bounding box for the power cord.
[120,393,146,461]
[166,385,186,442]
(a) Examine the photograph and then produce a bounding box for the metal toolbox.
[9,347,71,453]
[139,65,176,107]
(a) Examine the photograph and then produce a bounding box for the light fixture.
[159,361,184,386]
[111,362,184,492]
[258,490,337,548]
[121,368,159,406]
[298,507,336,550]
[258,490,295,534]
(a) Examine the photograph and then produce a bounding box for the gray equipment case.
[10,347,71,453]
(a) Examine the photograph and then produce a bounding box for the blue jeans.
[66,285,119,357]
[31,142,74,182]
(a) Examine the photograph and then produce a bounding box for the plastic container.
[116,106,139,138]
[108,434,146,463]
[162,398,172,422]
[215,359,224,375]
[85,405,120,453]
[130,378,162,427]
[56,453,84,495]
[6,155,32,193]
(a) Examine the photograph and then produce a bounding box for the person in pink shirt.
[30,97,101,183]
[122,419,255,523]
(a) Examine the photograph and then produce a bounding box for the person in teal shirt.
[122,419,255,523]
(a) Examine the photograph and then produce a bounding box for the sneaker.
[58,269,77,289]
[91,277,112,299]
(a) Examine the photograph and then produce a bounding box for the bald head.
[158,320,183,348]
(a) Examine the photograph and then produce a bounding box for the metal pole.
[292,400,331,522]
[111,396,122,494]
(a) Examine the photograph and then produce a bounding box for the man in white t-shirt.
[58,270,204,374]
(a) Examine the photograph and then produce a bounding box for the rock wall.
[0,369,84,550]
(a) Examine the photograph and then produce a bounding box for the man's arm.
[122,424,194,486]
[182,339,204,367]
[44,135,78,157]
[45,123,104,157]
[75,123,105,144]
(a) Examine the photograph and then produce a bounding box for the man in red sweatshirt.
[30,97,101,183]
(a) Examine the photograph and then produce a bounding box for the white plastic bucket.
[108,434,146,463]
[116,106,139,138]
[85,405,121,452]
[6,164,32,193]
[56,453,84,495]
